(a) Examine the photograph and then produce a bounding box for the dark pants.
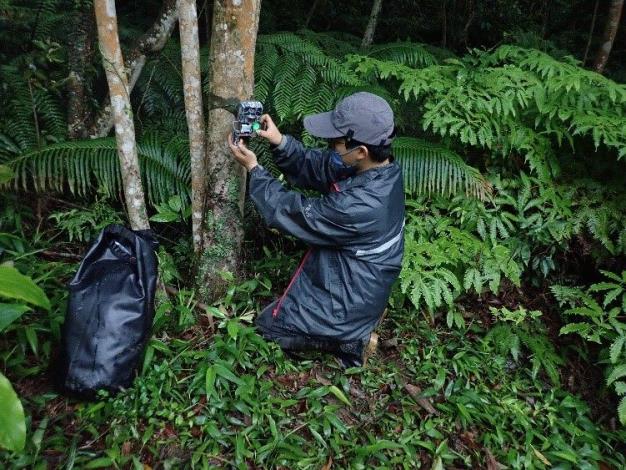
[255,301,367,368]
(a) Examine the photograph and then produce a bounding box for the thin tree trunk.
[461,0,474,48]
[89,0,178,138]
[197,0,261,302]
[593,0,624,73]
[94,0,150,230]
[583,0,600,65]
[304,0,321,29]
[67,4,96,139]
[541,1,550,38]
[178,0,207,254]
[441,0,447,48]
[361,0,383,48]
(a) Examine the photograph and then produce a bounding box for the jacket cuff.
[274,135,289,152]
[249,164,264,175]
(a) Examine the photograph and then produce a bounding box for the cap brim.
[303,111,344,139]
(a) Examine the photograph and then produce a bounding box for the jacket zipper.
[272,248,312,318]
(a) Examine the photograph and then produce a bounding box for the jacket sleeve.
[248,165,360,247]
[272,135,355,194]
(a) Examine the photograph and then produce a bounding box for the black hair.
[345,138,394,163]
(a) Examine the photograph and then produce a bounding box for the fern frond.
[392,137,490,199]
[366,41,439,68]
[5,134,190,206]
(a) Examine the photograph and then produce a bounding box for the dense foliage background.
[1,0,626,468]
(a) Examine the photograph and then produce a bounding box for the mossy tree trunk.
[94,0,150,230]
[67,3,96,139]
[197,0,261,302]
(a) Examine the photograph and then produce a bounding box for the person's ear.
[356,145,369,161]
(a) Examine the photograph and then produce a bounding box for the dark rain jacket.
[249,135,405,342]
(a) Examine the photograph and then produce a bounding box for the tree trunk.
[541,0,550,38]
[361,0,383,47]
[441,0,447,48]
[178,0,207,254]
[94,0,150,230]
[67,4,97,139]
[461,0,475,47]
[583,0,600,65]
[593,0,624,73]
[89,0,178,138]
[197,0,261,302]
[304,0,321,29]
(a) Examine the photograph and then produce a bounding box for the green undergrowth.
[2,296,625,469]
[1,196,625,468]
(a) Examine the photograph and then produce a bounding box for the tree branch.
[88,0,178,138]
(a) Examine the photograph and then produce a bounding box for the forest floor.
[2,281,626,469]
[1,204,625,469]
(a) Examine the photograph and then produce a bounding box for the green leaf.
[205,366,216,397]
[149,210,179,223]
[614,381,626,395]
[25,325,38,356]
[0,303,30,332]
[0,165,14,184]
[167,195,182,213]
[619,396,626,426]
[0,372,26,452]
[84,457,114,468]
[227,320,240,339]
[214,363,244,386]
[550,450,579,464]
[0,266,50,310]
[607,364,626,386]
[328,385,351,406]
[609,337,625,364]
[430,456,443,470]
[355,440,403,455]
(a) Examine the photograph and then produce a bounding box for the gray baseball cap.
[303,92,395,147]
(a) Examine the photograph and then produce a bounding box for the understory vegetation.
[1,0,626,468]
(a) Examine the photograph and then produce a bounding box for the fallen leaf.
[381,338,398,349]
[315,373,331,386]
[532,446,551,466]
[321,456,333,470]
[404,383,439,415]
[485,448,500,470]
[121,441,132,456]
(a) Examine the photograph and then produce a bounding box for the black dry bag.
[57,224,158,396]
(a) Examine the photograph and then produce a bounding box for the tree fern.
[255,32,367,123]
[5,134,190,206]
[392,137,490,199]
[134,41,185,118]
[365,41,441,68]
[296,30,361,58]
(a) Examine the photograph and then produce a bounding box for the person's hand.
[227,133,258,172]
[257,114,283,146]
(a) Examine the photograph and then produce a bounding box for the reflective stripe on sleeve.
[354,221,405,257]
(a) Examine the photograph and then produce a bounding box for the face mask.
[329,147,360,172]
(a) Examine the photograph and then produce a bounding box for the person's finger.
[261,114,275,129]
[237,140,255,157]
[227,139,243,158]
